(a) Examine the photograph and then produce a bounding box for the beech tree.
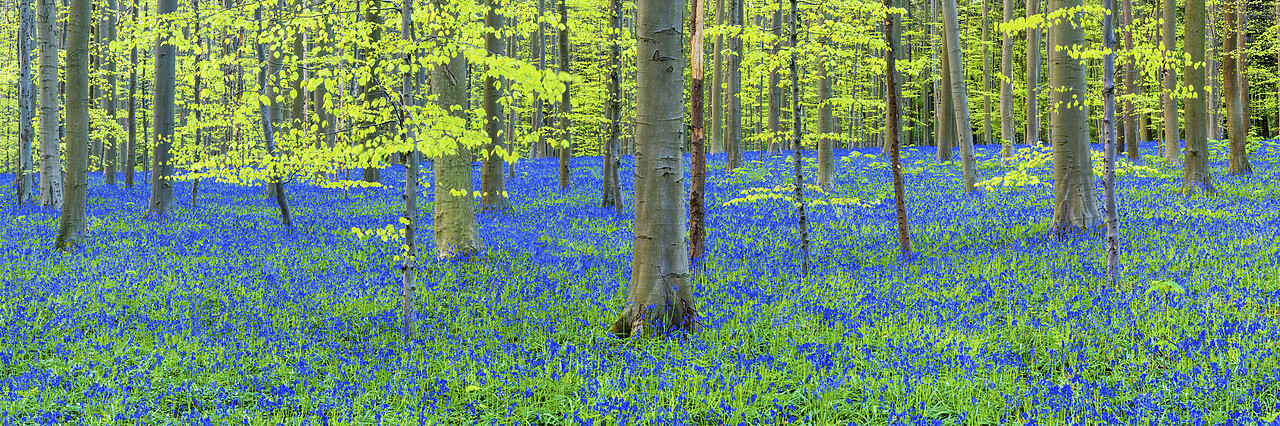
[1048,0,1103,234]
[942,0,977,191]
[1160,0,1177,163]
[481,0,513,212]
[54,0,91,250]
[1223,0,1250,174]
[145,0,179,219]
[37,0,61,209]
[16,0,36,204]
[1183,0,1212,192]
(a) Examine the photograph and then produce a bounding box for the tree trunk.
[882,1,905,156]
[689,0,706,264]
[1224,0,1250,174]
[361,1,383,183]
[609,0,697,338]
[557,0,572,190]
[1048,0,1103,234]
[768,4,781,154]
[982,0,992,147]
[54,0,91,250]
[125,0,136,188]
[886,0,911,257]
[1208,4,1221,141]
[1124,0,1138,158]
[400,0,418,337]
[1102,0,1120,283]
[999,0,1014,160]
[790,0,808,277]
[724,0,743,170]
[1161,0,1178,163]
[1024,0,1040,146]
[432,3,481,259]
[532,0,545,159]
[816,13,833,189]
[937,18,954,163]
[603,0,623,212]
[253,7,293,231]
[145,0,179,219]
[711,0,723,155]
[17,0,36,204]
[1238,6,1249,132]
[480,0,512,212]
[942,0,977,191]
[103,0,117,186]
[37,0,62,209]
[1184,0,1214,191]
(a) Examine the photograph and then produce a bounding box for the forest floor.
[2,139,1280,425]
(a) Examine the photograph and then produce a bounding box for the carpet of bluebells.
[2,139,1280,426]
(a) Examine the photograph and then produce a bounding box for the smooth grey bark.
[609,0,696,338]
[1208,6,1220,141]
[937,19,954,163]
[17,0,36,204]
[1024,0,1040,146]
[942,0,977,191]
[37,0,62,209]
[1160,0,1177,163]
[55,0,91,250]
[145,0,178,219]
[710,0,723,154]
[1184,0,1213,191]
[400,0,418,336]
[104,0,117,186]
[1124,0,1138,158]
[432,4,481,259]
[1048,0,1103,233]
[1102,0,1120,283]
[999,0,1014,159]
[790,0,808,276]
[982,0,991,147]
[255,7,293,231]
[532,0,545,159]
[557,0,571,189]
[768,3,781,154]
[125,0,136,187]
[816,12,833,189]
[480,0,512,212]
[1224,0,1250,174]
[361,0,383,183]
[724,0,742,170]
[603,0,623,212]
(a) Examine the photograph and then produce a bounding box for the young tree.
[1048,0,1103,234]
[557,0,572,190]
[1102,0,1120,283]
[145,0,179,219]
[399,0,419,336]
[982,0,992,147]
[480,0,512,212]
[432,0,482,259]
[1124,0,1138,159]
[361,0,384,183]
[724,0,743,170]
[255,6,293,230]
[609,0,697,338]
[711,0,723,154]
[103,0,117,186]
[1224,0,1250,174]
[17,0,36,204]
[767,3,781,154]
[942,0,977,191]
[531,0,545,159]
[886,0,911,257]
[689,0,707,264]
[937,20,954,163]
[999,0,1014,161]
[1160,0,1177,163]
[789,0,808,277]
[816,11,834,188]
[1184,0,1213,191]
[602,0,623,212]
[54,0,91,250]
[125,0,137,188]
[37,0,62,209]
[1024,0,1040,146]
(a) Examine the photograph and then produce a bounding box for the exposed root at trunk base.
[608,301,699,339]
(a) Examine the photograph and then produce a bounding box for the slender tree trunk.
[609,0,697,338]
[37,0,62,209]
[816,12,833,189]
[603,0,623,212]
[724,0,742,170]
[1184,0,1214,191]
[558,0,572,189]
[480,0,512,212]
[790,0,808,277]
[937,18,954,163]
[689,0,706,264]
[768,3,781,154]
[125,0,136,187]
[145,0,179,219]
[1208,4,1221,141]
[1124,0,1138,158]
[1161,0,1178,163]
[982,0,992,146]
[1224,0,1250,174]
[55,0,91,250]
[711,0,723,155]
[1025,0,1040,146]
[1048,0,1102,234]
[1102,0,1120,284]
[943,0,977,191]
[999,0,1014,160]
[17,0,36,204]
[255,7,293,230]
[361,0,383,183]
[103,0,117,186]
[886,0,911,257]
[1238,5,1249,132]
[532,0,545,159]
[399,0,418,337]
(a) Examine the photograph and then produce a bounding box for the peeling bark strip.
[611,0,696,339]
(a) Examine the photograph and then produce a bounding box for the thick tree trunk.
[37,0,62,209]
[724,0,743,170]
[886,0,911,257]
[532,0,545,159]
[816,13,834,189]
[17,0,36,204]
[1161,0,1178,163]
[768,4,781,154]
[125,0,137,188]
[1048,0,1103,233]
[1224,0,1250,174]
[999,0,1014,160]
[1024,0,1040,146]
[1184,0,1213,191]
[609,0,696,338]
[55,0,91,250]
[603,0,623,212]
[361,1,383,183]
[689,0,706,264]
[942,0,977,191]
[104,0,117,186]
[1124,0,1138,158]
[432,6,481,259]
[558,0,572,189]
[481,0,512,212]
[937,20,954,163]
[146,0,179,219]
